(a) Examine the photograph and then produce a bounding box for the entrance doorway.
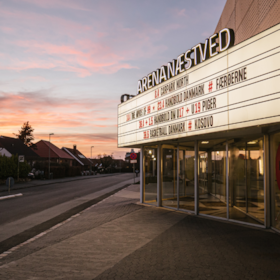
[162,146,177,208]
[178,145,195,212]
[229,138,264,225]
[143,146,157,205]
[198,140,227,218]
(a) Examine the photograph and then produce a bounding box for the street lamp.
[49,133,54,179]
[91,146,94,173]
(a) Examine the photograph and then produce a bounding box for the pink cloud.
[21,0,92,11]
[2,39,137,76]
[0,2,169,76]
[0,90,118,110]
[0,26,15,34]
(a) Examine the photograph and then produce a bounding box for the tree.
[15,121,37,149]
[98,153,114,169]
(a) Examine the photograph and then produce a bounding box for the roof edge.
[62,147,84,166]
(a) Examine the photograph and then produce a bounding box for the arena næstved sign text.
[137,28,234,95]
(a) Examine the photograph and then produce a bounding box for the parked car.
[28,172,35,179]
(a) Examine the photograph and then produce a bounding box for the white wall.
[0,148,12,157]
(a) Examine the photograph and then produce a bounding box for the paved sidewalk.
[0,184,280,279]
[0,176,139,245]
[0,173,123,194]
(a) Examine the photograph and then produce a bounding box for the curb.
[0,193,23,201]
[0,173,123,193]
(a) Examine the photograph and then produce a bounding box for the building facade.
[0,136,40,164]
[62,145,93,170]
[33,140,73,165]
[117,0,280,232]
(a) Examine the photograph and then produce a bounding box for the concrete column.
[173,149,176,198]
[183,150,185,197]
[177,145,179,210]
[140,145,144,203]
[195,140,199,215]
[207,151,212,195]
[226,142,229,219]
[264,134,270,228]
[157,144,162,207]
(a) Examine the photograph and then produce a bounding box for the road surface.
[0,173,138,252]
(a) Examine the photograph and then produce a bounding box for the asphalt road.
[0,173,134,226]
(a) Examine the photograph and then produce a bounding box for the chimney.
[73,145,77,151]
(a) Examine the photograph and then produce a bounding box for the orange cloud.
[0,90,118,146]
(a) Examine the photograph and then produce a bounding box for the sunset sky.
[0,0,226,159]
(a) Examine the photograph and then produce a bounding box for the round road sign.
[130,153,137,160]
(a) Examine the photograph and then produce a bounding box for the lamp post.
[49,133,54,179]
[91,146,94,173]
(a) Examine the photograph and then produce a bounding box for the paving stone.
[95,214,280,280]
[0,185,280,279]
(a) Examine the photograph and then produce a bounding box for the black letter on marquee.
[184,49,193,70]
[137,80,142,94]
[219,28,235,52]
[167,59,177,79]
[159,66,167,83]
[152,69,159,86]
[209,33,219,57]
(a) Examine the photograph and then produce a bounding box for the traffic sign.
[130,160,137,163]
[130,153,137,160]
[18,155,24,162]
[6,177,14,188]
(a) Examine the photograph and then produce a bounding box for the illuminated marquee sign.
[118,23,280,148]
[137,28,234,95]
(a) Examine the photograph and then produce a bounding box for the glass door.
[144,146,157,205]
[198,140,227,218]
[162,145,177,208]
[229,138,264,225]
[179,146,195,212]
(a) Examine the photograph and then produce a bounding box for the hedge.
[0,154,31,179]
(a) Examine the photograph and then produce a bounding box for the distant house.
[90,158,102,171]
[0,135,40,164]
[0,147,11,157]
[33,140,73,165]
[62,145,92,170]
[112,159,124,170]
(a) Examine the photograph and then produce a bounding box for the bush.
[19,160,31,178]
[0,155,17,179]
[0,154,31,179]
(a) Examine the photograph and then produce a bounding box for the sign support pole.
[133,163,135,183]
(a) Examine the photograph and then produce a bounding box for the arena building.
[118,0,280,231]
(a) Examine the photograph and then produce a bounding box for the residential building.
[33,140,73,165]
[62,145,92,170]
[0,136,40,164]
